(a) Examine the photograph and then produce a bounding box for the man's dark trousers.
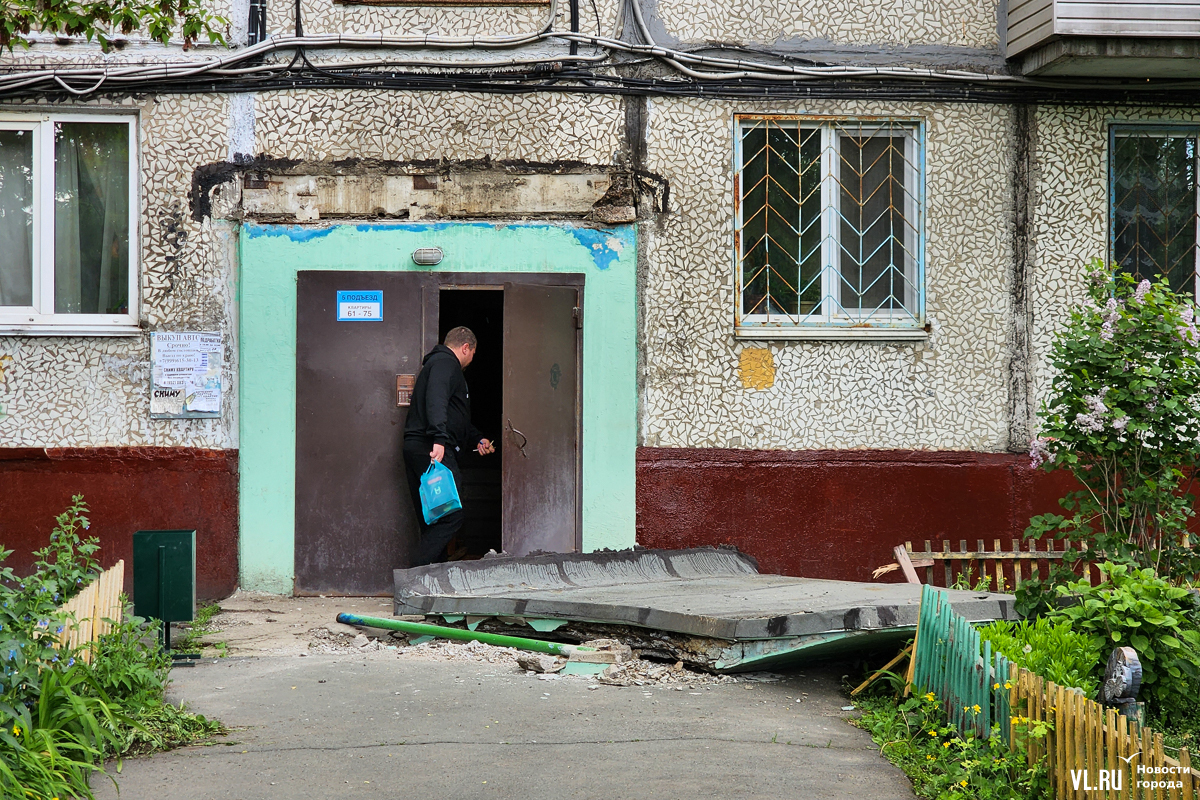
[403,437,465,567]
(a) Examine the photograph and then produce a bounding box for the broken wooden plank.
[894,545,921,584]
[851,643,912,697]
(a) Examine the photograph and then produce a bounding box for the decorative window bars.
[1110,125,1200,297]
[734,116,925,335]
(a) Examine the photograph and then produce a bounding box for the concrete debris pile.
[407,638,523,666]
[308,625,397,654]
[596,659,740,687]
[310,618,759,686]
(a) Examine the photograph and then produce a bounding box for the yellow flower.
[1004,682,1012,690]
[924,693,935,702]
[993,682,1000,690]
[943,742,951,748]
[929,730,938,737]
[960,780,968,787]
[11,725,18,736]
[926,755,934,760]
[972,704,981,713]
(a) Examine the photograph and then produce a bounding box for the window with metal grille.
[1110,126,1199,297]
[734,116,925,336]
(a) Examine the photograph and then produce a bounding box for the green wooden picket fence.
[911,585,1014,741]
[911,585,1200,799]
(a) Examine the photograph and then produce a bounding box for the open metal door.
[501,283,581,556]
[295,271,431,594]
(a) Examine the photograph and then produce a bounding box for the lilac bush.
[1028,261,1200,582]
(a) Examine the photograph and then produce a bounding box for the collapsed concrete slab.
[393,548,1018,671]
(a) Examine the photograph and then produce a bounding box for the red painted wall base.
[1,448,239,601]
[635,447,1084,583]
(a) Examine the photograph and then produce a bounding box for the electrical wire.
[3,0,1200,102]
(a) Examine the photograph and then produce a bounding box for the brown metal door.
[295,271,431,594]
[502,283,581,556]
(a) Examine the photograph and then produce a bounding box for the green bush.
[0,496,100,708]
[852,691,1050,800]
[1026,265,1200,583]
[0,664,126,799]
[977,617,1102,696]
[1046,562,1200,720]
[0,496,224,799]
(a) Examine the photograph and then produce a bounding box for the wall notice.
[151,332,223,419]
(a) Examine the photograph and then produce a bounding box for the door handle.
[506,420,529,458]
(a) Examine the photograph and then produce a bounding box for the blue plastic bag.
[419,461,462,524]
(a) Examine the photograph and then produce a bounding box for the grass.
[1153,705,1200,759]
[118,701,227,757]
[172,602,224,655]
[850,690,1050,800]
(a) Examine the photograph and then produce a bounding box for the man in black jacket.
[402,326,495,566]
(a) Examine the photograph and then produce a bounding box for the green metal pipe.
[336,613,583,656]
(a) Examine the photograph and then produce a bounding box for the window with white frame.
[0,114,137,333]
[734,116,925,336]
[1110,126,1199,297]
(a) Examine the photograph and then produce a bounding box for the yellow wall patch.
[738,348,775,390]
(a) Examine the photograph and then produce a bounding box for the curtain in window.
[54,123,129,315]
[0,130,34,307]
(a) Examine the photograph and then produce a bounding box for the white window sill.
[0,324,142,337]
[735,326,929,341]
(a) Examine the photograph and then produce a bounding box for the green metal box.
[132,530,196,625]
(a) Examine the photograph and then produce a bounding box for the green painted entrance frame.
[238,221,638,593]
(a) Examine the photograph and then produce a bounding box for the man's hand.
[430,443,445,463]
[476,439,495,456]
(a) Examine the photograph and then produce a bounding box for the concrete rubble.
[294,619,764,686]
[516,652,564,673]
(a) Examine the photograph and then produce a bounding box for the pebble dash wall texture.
[252,90,623,163]
[639,97,1018,453]
[650,0,997,47]
[280,0,620,40]
[0,94,238,449]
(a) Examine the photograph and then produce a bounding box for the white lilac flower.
[1112,416,1129,431]
[1073,389,1109,433]
[1133,279,1151,304]
[1029,437,1053,468]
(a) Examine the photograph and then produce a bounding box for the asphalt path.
[93,654,915,800]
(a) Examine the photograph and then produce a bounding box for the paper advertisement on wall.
[151,332,223,419]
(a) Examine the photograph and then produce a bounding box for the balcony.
[1005,0,1200,76]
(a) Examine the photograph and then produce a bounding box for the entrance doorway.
[294,272,583,594]
[437,289,503,559]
